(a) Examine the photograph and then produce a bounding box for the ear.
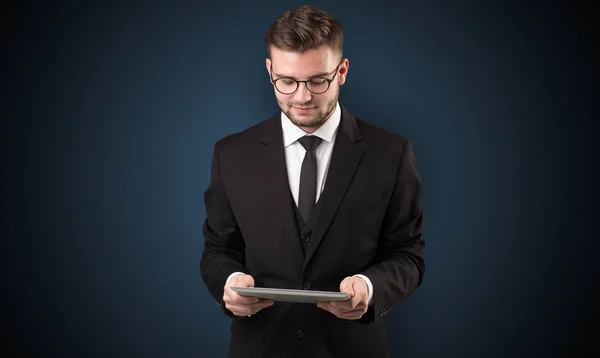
[265,58,274,84]
[338,58,349,86]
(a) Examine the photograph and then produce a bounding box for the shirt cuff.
[225,271,245,286]
[353,274,373,305]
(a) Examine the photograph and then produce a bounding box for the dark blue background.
[3,1,598,357]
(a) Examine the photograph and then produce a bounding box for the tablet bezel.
[230,286,351,303]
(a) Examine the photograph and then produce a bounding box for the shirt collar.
[281,102,341,147]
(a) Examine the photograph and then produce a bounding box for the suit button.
[303,235,311,242]
[296,329,304,339]
[303,282,311,290]
[379,311,384,318]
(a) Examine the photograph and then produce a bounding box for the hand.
[317,276,369,320]
[223,274,274,317]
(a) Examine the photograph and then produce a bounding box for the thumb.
[237,274,255,287]
[340,277,355,296]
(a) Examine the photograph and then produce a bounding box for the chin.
[292,120,323,129]
[288,115,324,128]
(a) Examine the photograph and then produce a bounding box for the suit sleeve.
[200,140,248,317]
[360,139,425,324]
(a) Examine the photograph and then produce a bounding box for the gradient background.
[3,0,598,357]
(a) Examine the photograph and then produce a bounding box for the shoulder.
[353,115,412,155]
[212,115,275,156]
[218,119,269,146]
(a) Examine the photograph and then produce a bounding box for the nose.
[293,83,312,103]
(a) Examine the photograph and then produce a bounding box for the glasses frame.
[269,60,343,95]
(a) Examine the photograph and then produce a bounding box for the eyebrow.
[273,70,331,79]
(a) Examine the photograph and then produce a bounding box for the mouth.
[293,106,315,112]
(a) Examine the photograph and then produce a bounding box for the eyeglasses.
[269,61,342,95]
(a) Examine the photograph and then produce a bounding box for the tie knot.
[298,135,323,152]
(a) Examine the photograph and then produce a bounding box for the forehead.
[270,45,339,77]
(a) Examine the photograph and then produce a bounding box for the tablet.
[230,286,350,303]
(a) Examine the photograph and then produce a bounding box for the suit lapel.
[303,106,364,270]
[259,113,306,261]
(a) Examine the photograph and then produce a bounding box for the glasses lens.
[307,79,329,94]
[275,79,298,94]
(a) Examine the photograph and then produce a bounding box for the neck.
[300,126,318,134]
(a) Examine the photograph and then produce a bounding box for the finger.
[226,302,254,316]
[228,306,253,316]
[330,300,355,310]
[251,300,275,314]
[234,295,261,305]
[321,305,364,320]
[227,300,274,316]
[224,292,259,305]
[341,306,367,316]
[254,299,275,308]
[341,312,364,320]
[318,302,366,318]
[331,297,365,310]
[328,303,366,316]
[239,299,274,309]
[226,293,272,307]
[350,294,363,308]
[318,302,349,319]
[228,302,274,316]
[317,302,341,317]
[224,287,262,305]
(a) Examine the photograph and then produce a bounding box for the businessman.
[200,5,425,358]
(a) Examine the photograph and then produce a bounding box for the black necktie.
[297,135,323,224]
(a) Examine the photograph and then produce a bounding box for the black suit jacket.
[200,106,425,358]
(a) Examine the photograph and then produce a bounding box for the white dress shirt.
[280,101,339,206]
[226,102,373,305]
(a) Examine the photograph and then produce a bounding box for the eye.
[309,78,327,85]
[280,79,296,85]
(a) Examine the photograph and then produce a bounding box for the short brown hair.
[265,5,344,57]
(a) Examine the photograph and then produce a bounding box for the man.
[200,5,425,358]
